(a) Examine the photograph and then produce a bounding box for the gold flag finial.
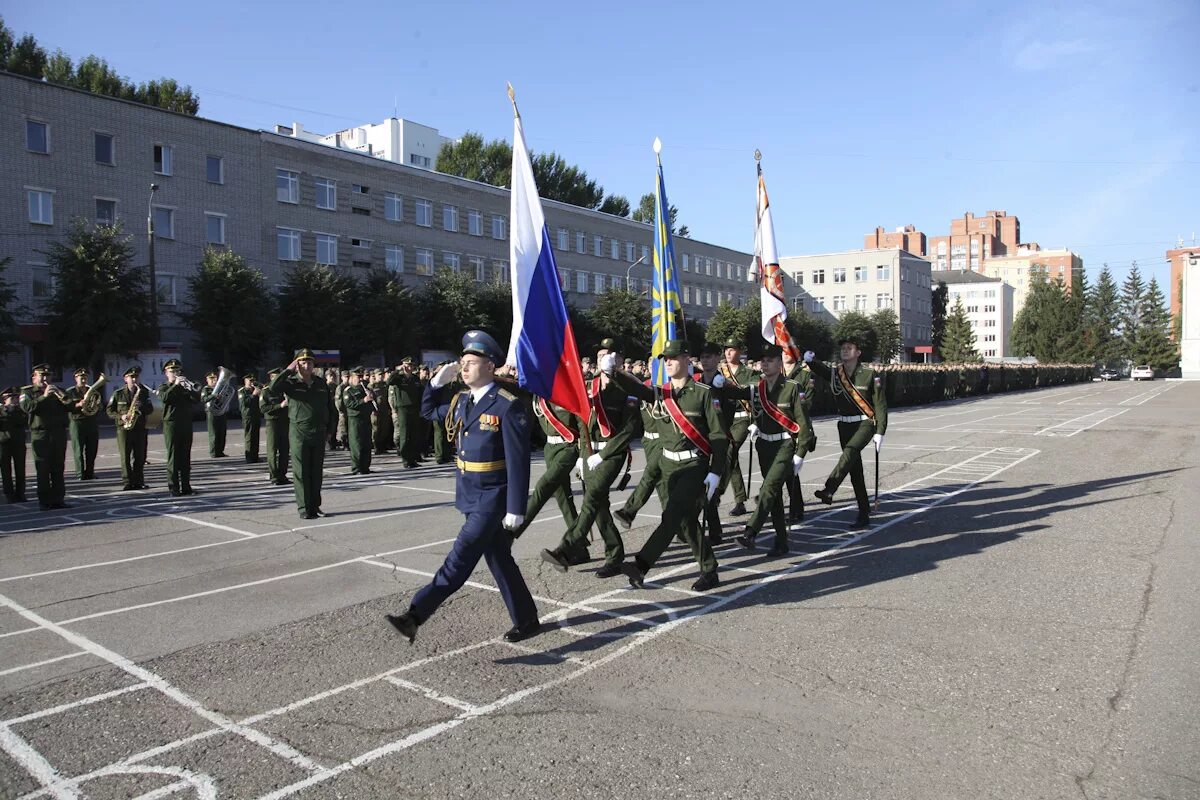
[507,83,519,119]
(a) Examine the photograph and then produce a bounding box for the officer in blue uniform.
[386,330,542,644]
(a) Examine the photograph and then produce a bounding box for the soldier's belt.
[456,457,506,472]
[757,431,790,442]
[661,448,700,462]
[733,411,752,419]
[589,439,608,452]
[545,435,572,445]
[642,432,660,440]
[837,414,870,423]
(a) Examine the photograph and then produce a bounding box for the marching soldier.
[62,368,100,480]
[388,357,424,468]
[1,387,28,503]
[343,366,375,475]
[159,359,202,496]
[606,341,726,591]
[540,338,637,578]
[238,373,263,463]
[386,330,540,645]
[718,338,757,516]
[107,367,152,490]
[200,372,228,458]
[260,367,290,485]
[514,395,581,541]
[370,368,393,455]
[268,349,336,519]
[781,348,813,522]
[805,336,888,528]
[612,370,664,531]
[20,364,72,510]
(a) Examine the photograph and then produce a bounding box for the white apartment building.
[779,248,933,361]
[274,118,453,169]
[932,270,1015,359]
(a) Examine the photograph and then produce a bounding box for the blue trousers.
[410,508,538,628]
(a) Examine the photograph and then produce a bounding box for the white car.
[1131,365,1154,381]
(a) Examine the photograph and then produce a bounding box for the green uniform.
[200,386,228,457]
[783,362,816,519]
[20,387,71,508]
[159,381,201,495]
[370,379,392,454]
[719,361,758,506]
[518,398,580,539]
[387,371,424,467]
[106,385,152,489]
[238,386,262,463]
[334,382,349,449]
[807,358,888,517]
[618,394,665,520]
[62,384,100,479]
[269,368,335,517]
[0,403,28,502]
[260,380,290,484]
[343,382,374,474]
[615,372,727,578]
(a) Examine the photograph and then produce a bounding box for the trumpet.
[175,375,199,392]
[22,382,66,399]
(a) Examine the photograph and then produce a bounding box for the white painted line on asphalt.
[3,683,152,726]
[498,640,590,666]
[0,724,79,799]
[383,676,478,713]
[0,651,88,677]
[160,513,260,539]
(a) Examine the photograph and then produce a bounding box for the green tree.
[180,249,276,373]
[0,257,23,357]
[585,290,651,355]
[477,280,514,348]
[682,317,707,354]
[1011,268,1071,360]
[358,269,414,364]
[1057,270,1091,363]
[631,193,688,237]
[786,306,836,361]
[42,221,152,373]
[930,281,949,355]
[277,263,361,363]
[531,152,604,209]
[435,133,513,186]
[1087,265,1123,366]
[940,297,979,363]
[416,269,499,351]
[704,302,750,350]
[1119,261,1145,361]
[1133,277,1178,372]
[5,33,47,78]
[832,311,879,363]
[0,19,12,64]
[43,49,74,83]
[870,308,902,363]
[598,194,631,217]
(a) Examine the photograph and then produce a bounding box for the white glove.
[599,352,617,374]
[747,424,759,443]
[430,362,459,388]
[703,472,721,500]
[873,434,884,452]
[573,457,584,478]
[792,455,804,476]
[712,373,726,388]
[803,350,815,363]
[587,453,603,470]
[502,513,524,531]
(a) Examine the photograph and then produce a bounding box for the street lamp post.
[625,254,648,292]
[147,183,159,348]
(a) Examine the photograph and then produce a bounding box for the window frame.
[384,192,403,222]
[95,196,118,226]
[315,232,338,266]
[492,216,507,240]
[26,119,50,154]
[415,198,433,227]
[443,204,458,232]
[277,227,302,261]
[314,177,337,211]
[152,205,175,239]
[385,244,404,274]
[26,188,55,225]
[93,131,115,166]
[206,155,224,185]
[153,143,173,175]
[276,169,300,204]
[415,248,434,276]
[204,211,227,245]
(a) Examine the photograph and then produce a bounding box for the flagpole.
[654,137,691,349]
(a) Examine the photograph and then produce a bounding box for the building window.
[469,209,483,236]
[385,192,402,222]
[25,119,51,154]
[641,245,650,261]
[152,206,174,239]
[560,269,571,292]
[31,264,55,300]
[705,289,713,306]
[876,265,891,281]
[443,252,461,271]
[277,169,299,203]
[26,189,54,225]
[94,132,114,165]
[593,273,604,294]
[683,286,691,303]
[854,266,867,282]
[593,235,603,257]
[153,144,172,175]
[611,239,620,260]
[156,274,177,307]
[833,267,847,283]
[316,234,337,265]
[609,275,621,291]
[469,255,485,282]
[705,258,712,276]
[385,245,404,274]
[351,237,372,252]
[812,269,825,284]
[626,242,635,261]
[832,295,847,311]
[577,272,588,293]
[415,249,434,276]
[277,228,301,261]
[206,155,224,184]
[682,254,690,272]
[409,153,431,168]
[415,198,432,226]
[315,178,336,210]
[557,228,569,250]
[443,204,458,232]
[205,213,226,245]
[876,293,892,309]
[854,294,868,310]
[576,232,586,254]
[492,216,507,240]
[494,261,510,283]
[95,198,117,225]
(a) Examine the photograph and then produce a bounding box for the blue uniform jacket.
[422,382,531,517]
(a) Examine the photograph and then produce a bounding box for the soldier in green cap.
[781,348,815,522]
[1,386,29,502]
[259,367,290,484]
[805,336,887,528]
[718,338,758,516]
[719,344,816,555]
[333,370,349,451]
[269,348,336,518]
[387,357,424,468]
[200,372,227,458]
[107,367,152,490]
[20,364,72,510]
[343,366,375,475]
[370,368,392,455]
[62,368,100,480]
[159,359,202,496]
[608,340,727,591]
[514,395,581,541]
[238,373,263,463]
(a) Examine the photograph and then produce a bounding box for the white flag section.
[756,174,788,343]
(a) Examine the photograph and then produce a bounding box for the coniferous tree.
[1133,277,1178,372]
[180,248,275,373]
[358,269,414,364]
[277,264,361,363]
[0,257,23,357]
[1119,261,1145,362]
[1058,270,1091,363]
[585,289,651,355]
[1088,265,1123,366]
[704,302,750,350]
[1011,267,1072,361]
[940,297,979,362]
[930,281,949,355]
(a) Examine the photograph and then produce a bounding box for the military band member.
[238,374,263,463]
[1,387,28,503]
[388,357,424,469]
[333,370,350,451]
[606,341,726,591]
[718,338,757,516]
[269,348,335,519]
[540,338,636,578]
[20,364,72,510]
[62,368,100,480]
[514,396,581,540]
[160,359,202,496]
[107,367,152,490]
[343,366,375,475]
[386,330,540,644]
[325,369,341,451]
[805,336,888,528]
[370,368,393,455]
[200,372,227,458]
[260,367,290,485]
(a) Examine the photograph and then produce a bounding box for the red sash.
[757,378,800,434]
[589,377,612,438]
[836,363,876,420]
[662,384,712,456]
[538,397,575,442]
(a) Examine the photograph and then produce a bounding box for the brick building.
[1168,244,1200,378]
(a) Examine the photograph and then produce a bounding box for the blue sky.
[8,0,1198,288]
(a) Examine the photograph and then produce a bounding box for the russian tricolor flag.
[505,87,589,420]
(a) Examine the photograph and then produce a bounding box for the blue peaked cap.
[462,330,504,366]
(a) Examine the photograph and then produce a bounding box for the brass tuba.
[79,374,107,416]
[207,367,237,415]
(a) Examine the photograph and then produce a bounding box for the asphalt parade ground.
[1,380,1197,799]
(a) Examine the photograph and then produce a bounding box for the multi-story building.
[932,269,1014,359]
[1168,244,1199,378]
[863,224,926,256]
[0,72,753,384]
[778,248,933,361]
[925,210,1022,272]
[275,118,452,170]
[979,244,1083,317]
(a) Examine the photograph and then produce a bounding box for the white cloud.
[1012,39,1098,72]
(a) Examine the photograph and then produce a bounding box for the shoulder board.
[695,380,713,389]
[498,388,517,401]
[784,378,799,386]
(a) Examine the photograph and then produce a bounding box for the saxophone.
[122,383,144,430]
[79,374,108,416]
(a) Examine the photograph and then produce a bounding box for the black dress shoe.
[39,503,54,511]
[540,548,569,573]
[274,479,290,485]
[170,490,181,497]
[730,502,747,516]
[851,514,870,530]
[813,488,834,505]
[181,488,198,495]
[135,484,150,490]
[594,562,621,579]
[314,509,327,517]
[691,571,720,592]
[386,612,418,644]
[121,485,134,491]
[621,561,646,589]
[735,530,757,549]
[788,509,805,523]
[502,620,542,643]
[564,547,591,566]
[613,507,635,530]
[707,532,724,546]
[768,542,789,557]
